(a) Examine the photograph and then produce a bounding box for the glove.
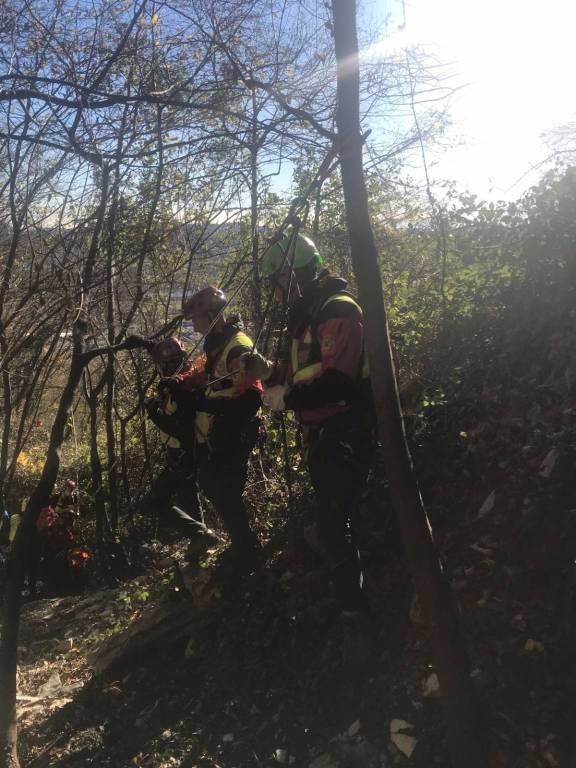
[237,351,274,381]
[262,384,287,411]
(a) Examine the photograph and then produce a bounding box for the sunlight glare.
[366,0,576,197]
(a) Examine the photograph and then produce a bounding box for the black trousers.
[142,449,203,538]
[197,418,260,553]
[306,411,373,612]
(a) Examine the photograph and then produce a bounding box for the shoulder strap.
[319,291,361,316]
[308,288,361,341]
[309,291,361,331]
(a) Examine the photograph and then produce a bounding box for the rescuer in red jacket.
[253,232,375,659]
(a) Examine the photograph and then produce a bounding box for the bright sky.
[372,0,576,199]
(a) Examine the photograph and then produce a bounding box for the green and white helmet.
[261,232,322,279]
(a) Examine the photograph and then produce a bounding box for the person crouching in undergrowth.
[246,232,376,663]
[36,480,90,595]
[162,286,264,574]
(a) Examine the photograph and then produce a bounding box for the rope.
[267,210,309,517]
[251,211,305,355]
[70,409,81,515]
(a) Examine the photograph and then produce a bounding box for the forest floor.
[13,307,576,768]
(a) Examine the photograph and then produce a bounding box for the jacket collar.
[204,320,242,369]
[287,271,348,336]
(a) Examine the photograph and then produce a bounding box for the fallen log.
[89,562,223,673]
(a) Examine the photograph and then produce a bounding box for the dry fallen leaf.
[391,733,417,759]
[524,638,545,653]
[539,449,557,479]
[477,490,496,518]
[346,719,361,737]
[390,719,413,734]
[422,672,440,698]
[390,721,417,759]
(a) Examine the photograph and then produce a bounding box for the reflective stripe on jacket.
[9,513,21,543]
[290,293,369,386]
[196,330,258,443]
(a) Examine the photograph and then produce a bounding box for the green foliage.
[292,155,576,415]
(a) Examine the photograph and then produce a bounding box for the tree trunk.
[312,178,323,239]
[132,359,153,483]
[119,416,131,515]
[118,403,140,518]
[0,337,13,507]
[5,322,65,492]
[0,336,142,768]
[105,360,119,532]
[250,91,262,327]
[0,166,110,768]
[0,118,28,504]
[86,382,109,553]
[105,184,119,531]
[0,325,87,768]
[331,2,488,766]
